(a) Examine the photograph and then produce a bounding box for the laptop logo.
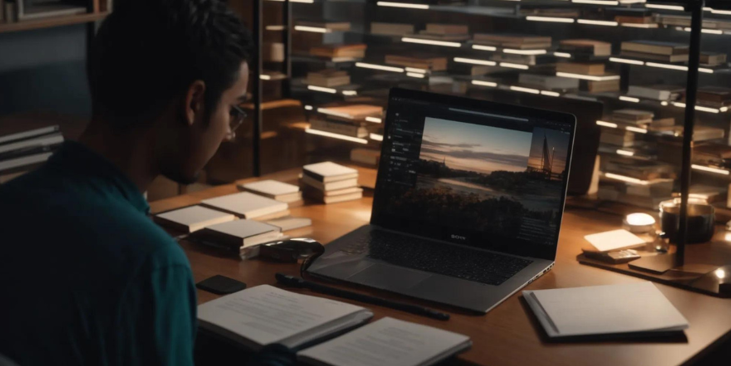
[451,234,467,241]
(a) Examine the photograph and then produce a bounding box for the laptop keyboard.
[345,230,533,286]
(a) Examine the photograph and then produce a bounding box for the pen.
[275,273,450,321]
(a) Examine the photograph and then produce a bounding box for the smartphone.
[196,275,247,295]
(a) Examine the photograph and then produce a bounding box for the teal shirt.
[0,141,196,366]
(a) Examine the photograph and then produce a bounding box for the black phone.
[196,275,247,295]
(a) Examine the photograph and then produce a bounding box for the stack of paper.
[301,162,363,204]
[153,205,236,233]
[238,180,302,204]
[189,219,284,254]
[201,192,290,220]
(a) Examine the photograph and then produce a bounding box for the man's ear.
[184,80,206,126]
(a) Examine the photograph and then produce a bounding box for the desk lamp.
[625,0,731,296]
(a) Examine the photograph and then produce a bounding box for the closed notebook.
[198,285,373,352]
[523,282,689,339]
[266,217,313,231]
[303,161,358,182]
[297,317,471,366]
[154,205,236,233]
[301,175,358,191]
[191,219,282,250]
[239,180,302,203]
[201,192,288,219]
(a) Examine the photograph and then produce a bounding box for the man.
[0,0,251,364]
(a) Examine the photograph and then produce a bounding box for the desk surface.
[150,168,731,366]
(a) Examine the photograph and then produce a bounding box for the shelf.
[608,56,730,74]
[0,12,109,34]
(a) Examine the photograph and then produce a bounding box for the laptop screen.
[371,89,575,260]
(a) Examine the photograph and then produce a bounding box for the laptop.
[307,88,576,313]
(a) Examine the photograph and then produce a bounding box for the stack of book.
[518,73,579,90]
[189,219,285,255]
[556,62,619,92]
[415,23,470,41]
[295,19,351,32]
[201,192,291,220]
[627,85,684,101]
[473,33,551,50]
[700,52,727,67]
[620,41,689,63]
[0,126,64,183]
[692,144,731,168]
[238,180,303,204]
[385,54,448,71]
[301,162,363,204]
[306,70,351,88]
[310,44,367,61]
[609,109,654,127]
[599,159,676,209]
[558,39,612,59]
[350,148,381,166]
[308,104,383,139]
[370,22,414,36]
[697,87,731,109]
[609,8,656,26]
[519,7,580,19]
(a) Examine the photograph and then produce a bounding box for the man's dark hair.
[88,0,252,128]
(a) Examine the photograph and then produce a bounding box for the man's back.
[0,142,196,365]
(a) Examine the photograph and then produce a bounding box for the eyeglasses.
[228,105,248,140]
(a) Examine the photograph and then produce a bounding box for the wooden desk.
[150,168,731,366]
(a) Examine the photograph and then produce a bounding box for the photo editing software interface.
[373,96,573,258]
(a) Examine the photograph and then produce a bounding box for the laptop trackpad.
[347,263,432,293]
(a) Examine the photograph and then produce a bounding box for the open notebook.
[298,317,471,366]
[523,282,689,339]
[198,285,373,351]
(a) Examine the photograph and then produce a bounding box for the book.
[584,229,646,252]
[198,285,373,351]
[628,85,684,101]
[556,62,605,75]
[615,15,655,24]
[0,125,60,145]
[621,41,689,56]
[518,73,579,90]
[310,44,367,58]
[309,119,369,138]
[425,23,468,35]
[700,52,727,66]
[191,219,283,250]
[303,161,358,182]
[264,43,285,62]
[697,86,731,104]
[488,53,555,66]
[473,33,551,45]
[304,186,364,197]
[296,20,351,31]
[201,192,289,219]
[413,31,470,42]
[385,54,448,71]
[600,131,636,147]
[265,217,313,231]
[302,175,358,191]
[371,22,414,36]
[306,70,351,88]
[154,206,236,233]
[307,190,363,204]
[611,109,654,124]
[559,40,612,57]
[582,79,620,93]
[619,50,689,63]
[350,148,380,166]
[694,126,725,141]
[316,104,383,121]
[605,160,674,180]
[297,317,471,366]
[238,180,302,203]
[523,282,688,339]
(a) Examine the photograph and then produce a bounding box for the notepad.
[297,317,471,366]
[201,192,289,219]
[154,205,236,233]
[523,282,689,339]
[198,285,373,352]
[584,229,646,252]
[303,162,358,182]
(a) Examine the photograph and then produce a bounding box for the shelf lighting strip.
[605,173,650,185]
[503,49,547,55]
[510,86,540,94]
[317,108,353,119]
[626,126,648,134]
[556,72,620,81]
[526,16,575,23]
[307,85,337,94]
[609,57,644,65]
[294,25,330,33]
[472,80,498,87]
[355,62,404,73]
[365,117,382,124]
[577,19,619,26]
[616,149,635,157]
[406,72,426,78]
[500,62,530,70]
[646,4,685,11]
[402,37,462,47]
[553,52,572,58]
[454,57,497,66]
[305,128,368,144]
[619,96,640,103]
[473,45,498,51]
[370,133,384,141]
[377,1,429,9]
[596,120,618,128]
[573,0,619,5]
[692,165,730,175]
[672,102,721,114]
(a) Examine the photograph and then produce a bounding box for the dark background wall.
[0,24,92,118]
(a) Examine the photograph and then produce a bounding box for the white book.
[195,219,282,249]
[301,175,358,191]
[0,134,64,155]
[154,205,236,233]
[584,229,646,253]
[198,285,373,351]
[201,192,288,219]
[297,317,471,366]
[0,126,59,145]
[239,180,302,203]
[0,152,53,173]
[266,217,312,231]
[523,282,689,339]
[303,161,358,182]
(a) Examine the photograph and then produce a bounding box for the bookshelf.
[242,0,731,216]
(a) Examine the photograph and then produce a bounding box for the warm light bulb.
[623,213,656,233]
[716,269,726,279]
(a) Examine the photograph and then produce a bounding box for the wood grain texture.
[150,168,731,366]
